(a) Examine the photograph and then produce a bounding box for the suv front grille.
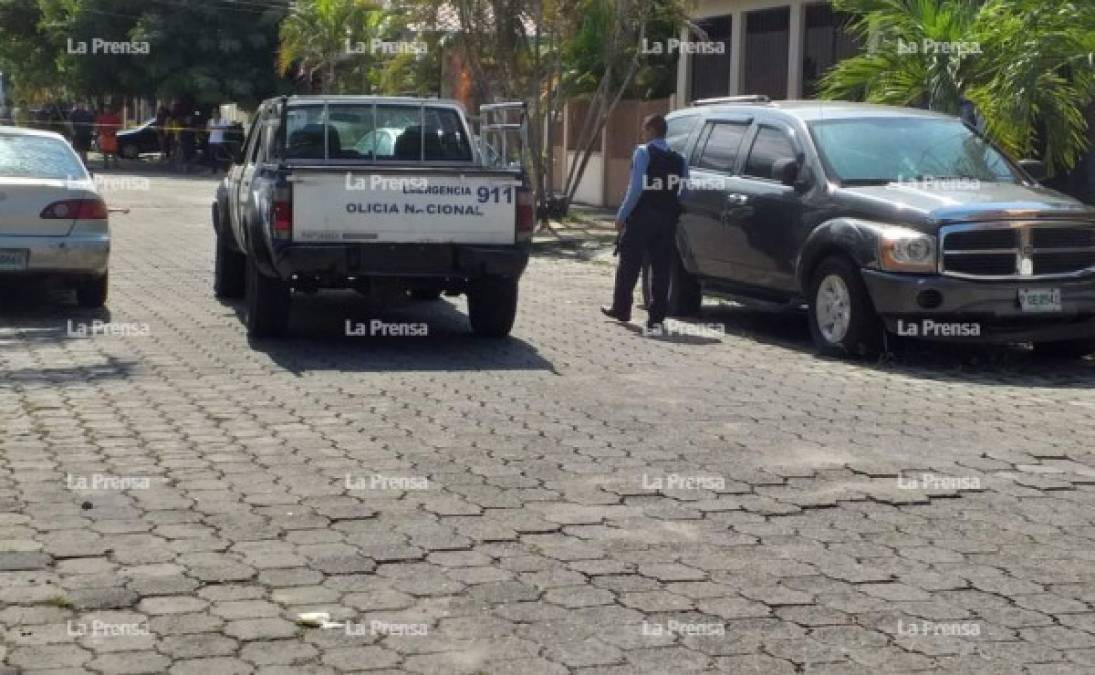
[940,221,1095,279]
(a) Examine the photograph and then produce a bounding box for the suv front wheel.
[807,256,882,358]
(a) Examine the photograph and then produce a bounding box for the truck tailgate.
[290,170,520,245]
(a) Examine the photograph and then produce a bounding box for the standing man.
[95,105,121,168]
[601,113,688,330]
[206,111,226,173]
[69,102,96,165]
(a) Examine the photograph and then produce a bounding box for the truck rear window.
[278,104,473,162]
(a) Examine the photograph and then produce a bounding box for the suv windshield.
[808,116,1021,185]
[277,103,473,162]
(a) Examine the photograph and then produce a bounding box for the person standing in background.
[69,102,96,165]
[206,111,227,173]
[12,104,29,127]
[96,105,121,168]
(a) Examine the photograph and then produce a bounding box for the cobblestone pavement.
[2,174,1095,675]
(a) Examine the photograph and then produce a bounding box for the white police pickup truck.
[212,96,533,338]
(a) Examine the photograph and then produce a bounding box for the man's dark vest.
[634,143,685,220]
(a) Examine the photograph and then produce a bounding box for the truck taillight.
[40,198,108,220]
[272,185,292,240]
[516,188,534,241]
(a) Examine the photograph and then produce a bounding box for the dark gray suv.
[665,97,1095,358]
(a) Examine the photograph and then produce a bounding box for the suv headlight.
[879,227,937,273]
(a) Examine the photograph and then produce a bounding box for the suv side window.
[744,126,796,180]
[666,115,699,153]
[695,122,749,174]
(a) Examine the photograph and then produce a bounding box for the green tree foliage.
[276,0,434,95]
[0,0,289,107]
[820,0,1095,174]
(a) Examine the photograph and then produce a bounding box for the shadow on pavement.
[221,289,556,374]
[0,285,137,384]
[693,302,1095,387]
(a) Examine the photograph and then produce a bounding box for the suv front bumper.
[861,269,1095,343]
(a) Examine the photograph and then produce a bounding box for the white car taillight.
[40,199,108,220]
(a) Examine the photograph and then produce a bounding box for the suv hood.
[833,181,1095,231]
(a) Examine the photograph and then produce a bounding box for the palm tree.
[277,0,382,93]
[820,0,1095,175]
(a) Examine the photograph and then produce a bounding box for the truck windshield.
[808,117,1021,186]
[277,104,473,162]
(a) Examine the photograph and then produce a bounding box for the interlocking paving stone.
[3,175,1095,672]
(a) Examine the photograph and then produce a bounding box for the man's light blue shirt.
[615,137,689,223]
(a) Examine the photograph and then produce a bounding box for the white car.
[0,126,110,307]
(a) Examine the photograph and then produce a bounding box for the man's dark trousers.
[612,210,676,324]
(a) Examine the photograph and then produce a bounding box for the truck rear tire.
[245,257,290,338]
[468,276,518,337]
[214,219,246,299]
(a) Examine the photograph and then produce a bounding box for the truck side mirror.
[1018,159,1046,182]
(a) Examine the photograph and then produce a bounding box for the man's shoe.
[600,306,629,322]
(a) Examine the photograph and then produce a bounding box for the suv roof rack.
[691,95,771,106]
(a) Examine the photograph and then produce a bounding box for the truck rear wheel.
[468,276,518,337]
[245,257,290,338]
[214,215,246,298]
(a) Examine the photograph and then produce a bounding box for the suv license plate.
[0,249,28,271]
[1019,288,1062,313]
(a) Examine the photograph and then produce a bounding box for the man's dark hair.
[643,114,667,138]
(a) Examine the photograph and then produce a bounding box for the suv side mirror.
[1018,159,1046,181]
[773,158,801,188]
